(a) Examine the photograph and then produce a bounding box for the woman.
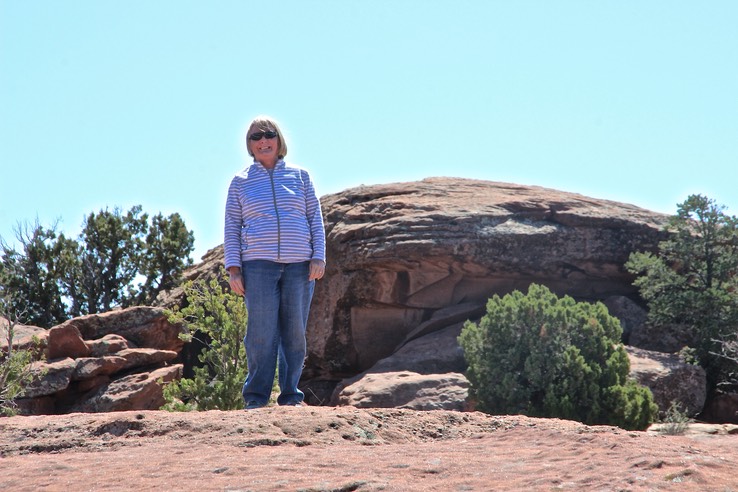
[224,115,326,409]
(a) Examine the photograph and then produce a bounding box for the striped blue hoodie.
[224,159,326,269]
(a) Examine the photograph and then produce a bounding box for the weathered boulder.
[71,356,128,381]
[85,334,130,357]
[47,324,90,359]
[306,178,669,379]
[0,319,46,353]
[333,371,470,411]
[21,349,178,414]
[326,323,469,408]
[627,346,707,417]
[368,323,467,376]
[68,364,183,413]
[54,306,184,352]
[115,348,179,371]
[24,358,77,398]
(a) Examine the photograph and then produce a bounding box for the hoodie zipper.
[268,168,282,260]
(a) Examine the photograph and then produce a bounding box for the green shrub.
[0,345,36,417]
[459,284,657,430]
[0,303,44,416]
[658,401,691,436]
[162,272,248,411]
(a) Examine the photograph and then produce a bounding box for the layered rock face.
[3,307,183,415]
[305,178,670,380]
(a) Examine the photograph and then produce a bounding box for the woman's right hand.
[228,267,245,296]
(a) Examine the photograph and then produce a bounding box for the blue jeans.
[241,260,314,406]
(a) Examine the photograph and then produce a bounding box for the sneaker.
[245,401,266,410]
[280,401,306,407]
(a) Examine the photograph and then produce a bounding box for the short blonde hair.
[246,115,288,159]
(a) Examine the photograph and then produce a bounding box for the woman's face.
[247,126,279,165]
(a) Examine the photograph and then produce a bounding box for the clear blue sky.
[2,1,737,261]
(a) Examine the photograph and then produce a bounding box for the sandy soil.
[1,406,737,491]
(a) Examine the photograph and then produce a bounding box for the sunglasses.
[249,131,278,141]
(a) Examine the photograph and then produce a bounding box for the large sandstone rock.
[627,346,707,417]
[54,306,184,352]
[333,371,470,411]
[47,324,90,359]
[72,356,128,381]
[85,334,130,356]
[23,358,77,398]
[366,323,467,376]
[0,319,46,353]
[170,179,670,388]
[306,178,669,379]
[115,348,179,371]
[327,323,469,408]
[11,307,184,415]
[68,364,183,413]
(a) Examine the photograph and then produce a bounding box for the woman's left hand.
[309,259,326,280]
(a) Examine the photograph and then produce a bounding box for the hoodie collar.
[251,158,285,172]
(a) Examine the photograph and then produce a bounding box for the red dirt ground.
[1,406,737,491]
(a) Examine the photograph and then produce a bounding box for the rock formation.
[6,177,724,419]
[3,307,182,415]
[154,178,712,415]
[333,371,470,411]
[626,346,707,417]
[304,178,670,381]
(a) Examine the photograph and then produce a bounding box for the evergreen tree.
[0,206,195,325]
[62,206,148,315]
[0,222,66,327]
[135,212,195,305]
[626,194,738,393]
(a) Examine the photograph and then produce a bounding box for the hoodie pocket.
[241,225,249,252]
